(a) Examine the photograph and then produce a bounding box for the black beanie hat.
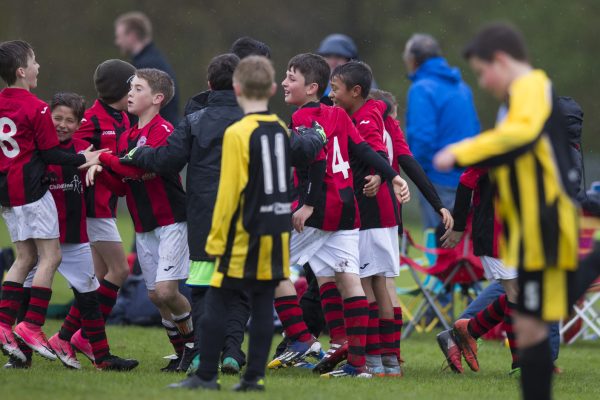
[94,59,136,104]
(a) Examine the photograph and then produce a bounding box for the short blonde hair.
[115,11,152,41]
[135,68,174,107]
[233,56,275,99]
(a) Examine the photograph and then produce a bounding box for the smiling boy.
[86,68,193,371]
[0,40,104,362]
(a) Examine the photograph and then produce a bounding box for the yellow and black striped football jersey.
[449,70,579,273]
[206,112,292,288]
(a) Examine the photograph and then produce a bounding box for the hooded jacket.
[406,57,480,187]
[130,90,243,261]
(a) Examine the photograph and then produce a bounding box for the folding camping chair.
[560,214,600,343]
[400,227,485,339]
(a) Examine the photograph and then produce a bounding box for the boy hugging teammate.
[270,53,410,378]
[16,93,138,371]
[86,68,194,371]
[0,40,105,363]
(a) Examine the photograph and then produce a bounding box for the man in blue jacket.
[404,33,480,229]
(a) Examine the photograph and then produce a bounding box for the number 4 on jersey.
[331,136,350,179]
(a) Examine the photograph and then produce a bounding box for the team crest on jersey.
[136,135,147,147]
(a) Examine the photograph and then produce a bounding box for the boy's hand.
[79,145,110,170]
[392,176,410,203]
[439,208,454,230]
[86,165,103,187]
[363,175,381,197]
[292,205,314,233]
[433,149,456,172]
[296,121,327,145]
[141,172,156,181]
[120,146,147,165]
[440,229,464,248]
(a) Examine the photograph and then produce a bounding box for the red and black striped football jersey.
[350,99,400,230]
[383,114,412,173]
[46,138,89,243]
[74,100,130,218]
[291,102,363,231]
[0,88,60,207]
[100,113,186,233]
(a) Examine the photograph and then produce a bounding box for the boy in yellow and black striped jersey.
[169,56,292,392]
[434,23,579,400]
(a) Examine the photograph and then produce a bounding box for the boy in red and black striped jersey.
[331,65,455,376]
[11,93,138,371]
[269,54,410,378]
[370,89,452,362]
[86,69,193,371]
[0,40,106,362]
[73,60,136,345]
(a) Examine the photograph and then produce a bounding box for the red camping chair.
[400,223,485,339]
[560,214,600,343]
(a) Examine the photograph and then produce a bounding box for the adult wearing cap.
[114,11,180,125]
[403,33,480,229]
[73,59,136,334]
[316,33,377,104]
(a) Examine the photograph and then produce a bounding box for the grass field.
[1,322,599,400]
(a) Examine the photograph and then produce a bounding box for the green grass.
[2,207,599,399]
[1,322,599,400]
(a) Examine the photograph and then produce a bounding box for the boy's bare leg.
[500,278,519,304]
[150,281,194,369]
[3,240,38,283]
[373,276,393,319]
[31,238,61,288]
[90,242,129,285]
[12,238,62,360]
[88,242,129,322]
[274,278,298,298]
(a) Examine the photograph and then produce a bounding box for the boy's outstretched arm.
[119,116,192,174]
[436,74,551,169]
[205,129,247,257]
[289,121,327,168]
[398,154,452,229]
[348,135,410,204]
[440,167,486,248]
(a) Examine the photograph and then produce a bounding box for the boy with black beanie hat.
[70,59,136,361]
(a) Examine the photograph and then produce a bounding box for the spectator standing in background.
[403,33,480,229]
[316,33,378,104]
[114,11,180,125]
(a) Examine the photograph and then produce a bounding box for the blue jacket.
[406,57,480,187]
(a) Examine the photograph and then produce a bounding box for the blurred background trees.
[1,0,598,176]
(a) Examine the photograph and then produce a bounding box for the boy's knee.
[14,252,37,271]
[153,284,178,305]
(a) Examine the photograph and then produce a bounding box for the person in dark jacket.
[403,33,480,229]
[115,11,180,125]
[183,36,271,117]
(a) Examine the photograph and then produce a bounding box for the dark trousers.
[300,264,326,336]
[191,286,249,366]
[196,285,275,382]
